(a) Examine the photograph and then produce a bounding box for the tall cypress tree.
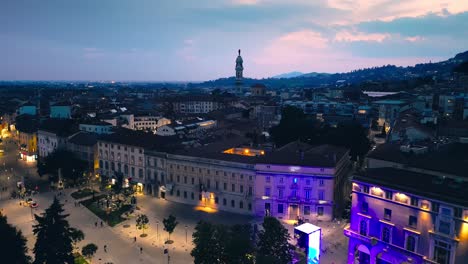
[0,214,31,264]
[33,197,82,264]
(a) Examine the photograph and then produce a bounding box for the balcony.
[288,195,300,202]
[344,228,439,264]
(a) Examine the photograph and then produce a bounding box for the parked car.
[30,202,39,208]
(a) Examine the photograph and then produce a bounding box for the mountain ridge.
[195,50,468,89]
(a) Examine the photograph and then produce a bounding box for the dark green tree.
[37,149,87,185]
[81,243,98,263]
[225,224,255,264]
[33,197,83,264]
[136,214,149,236]
[0,214,31,264]
[191,222,254,264]
[163,214,178,243]
[256,217,293,264]
[191,221,228,264]
[271,106,314,146]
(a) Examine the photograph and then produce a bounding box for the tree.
[191,221,228,264]
[70,228,84,249]
[37,149,87,185]
[163,214,178,243]
[112,172,124,194]
[81,243,98,263]
[225,224,255,264]
[257,217,293,264]
[191,222,254,264]
[33,197,84,264]
[0,214,31,264]
[136,214,149,236]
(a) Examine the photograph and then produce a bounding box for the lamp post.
[185,225,188,244]
[156,220,159,243]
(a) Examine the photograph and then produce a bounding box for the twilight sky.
[1,0,468,81]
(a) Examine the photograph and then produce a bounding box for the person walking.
[104,245,107,253]
[134,236,137,243]
[140,247,143,254]
[100,221,103,227]
[95,221,98,228]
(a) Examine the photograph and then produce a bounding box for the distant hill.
[271,71,304,79]
[194,50,468,89]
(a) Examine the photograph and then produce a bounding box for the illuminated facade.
[346,168,468,264]
[255,156,349,222]
[18,130,37,162]
[97,140,146,192]
[160,153,256,215]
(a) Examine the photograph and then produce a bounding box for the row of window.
[173,189,252,210]
[361,203,419,229]
[359,219,418,253]
[265,187,325,200]
[357,184,463,218]
[98,143,142,153]
[99,160,144,178]
[266,176,324,186]
[174,175,253,195]
[169,165,253,181]
[273,203,324,216]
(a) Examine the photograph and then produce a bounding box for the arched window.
[359,220,368,236]
[381,226,391,243]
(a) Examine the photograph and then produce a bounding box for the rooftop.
[39,118,78,137]
[79,119,113,126]
[355,167,468,207]
[174,140,348,168]
[367,142,468,177]
[15,114,39,133]
[257,142,348,167]
[68,131,98,146]
[98,128,179,150]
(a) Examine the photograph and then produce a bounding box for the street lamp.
[156,220,159,243]
[185,225,188,244]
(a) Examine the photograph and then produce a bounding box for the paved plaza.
[1,140,349,264]
[1,188,349,264]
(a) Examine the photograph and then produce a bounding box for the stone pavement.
[1,188,349,264]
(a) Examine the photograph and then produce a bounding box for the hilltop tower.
[235,49,244,94]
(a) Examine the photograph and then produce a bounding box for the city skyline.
[1,0,468,81]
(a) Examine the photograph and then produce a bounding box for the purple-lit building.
[254,143,351,222]
[345,143,468,264]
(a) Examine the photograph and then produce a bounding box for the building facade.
[97,140,146,193]
[159,153,256,215]
[50,105,72,119]
[79,121,113,134]
[67,132,98,175]
[346,143,468,264]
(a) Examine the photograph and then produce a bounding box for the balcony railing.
[344,228,439,264]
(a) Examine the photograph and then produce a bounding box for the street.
[0,136,49,201]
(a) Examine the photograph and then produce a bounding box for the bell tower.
[235,49,244,85]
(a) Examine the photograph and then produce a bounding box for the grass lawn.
[81,195,133,227]
[71,188,97,199]
[74,253,89,264]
